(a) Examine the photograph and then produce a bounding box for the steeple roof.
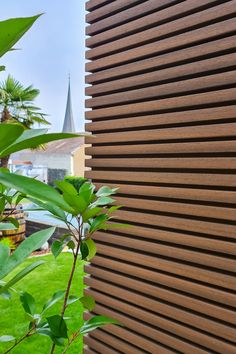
[62,77,76,133]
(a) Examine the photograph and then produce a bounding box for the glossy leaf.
[0,335,15,342]
[79,295,95,311]
[66,295,79,306]
[20,291,36,315]
[0,124,24,153]
[93,196,115,207]
[80,315,120,334]
[82,207,102,223]
[0,260,44,293]
[46,315,68,339]
[0,15,41,58]
[80,242,89,260]
[42,290,66,312]
[51,240,63,259]
[0,172,73,213]
[0,227,55,279]
[96,186,118,197]
[84,238,96,260]
[0,222,16,230]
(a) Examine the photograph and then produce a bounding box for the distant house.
[11,77,86,184]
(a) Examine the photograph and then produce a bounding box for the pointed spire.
[62,75,76,133]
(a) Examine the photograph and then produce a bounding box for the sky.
[1,0,86,132]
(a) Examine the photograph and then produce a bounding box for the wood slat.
[86,0,178,36]
[86,157,236,169]
[94,181,236,206]
[85,88,236,120]
[84,336,118,354]
[86,35,236,83]
[86,70,236,108]
[95,243,236,290]
[85,122,236,143]
[86,0,144,24]
[86,1,236,58]
[86,18,236,71]
[86,290,236,354]
[86,140,236,156]
[88,303,212,354]
[85,265,236,324]
[93,231,236,271]
[86,0,220,47]
[85,277,236,342]
[86,0,113,12]
[86,53,236,96]
[85,105,236,131]
[91,256,236,308]
[85,170,236,187]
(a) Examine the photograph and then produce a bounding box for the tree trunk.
[0,107,11,168]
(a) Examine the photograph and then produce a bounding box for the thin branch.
[3,330,34,354]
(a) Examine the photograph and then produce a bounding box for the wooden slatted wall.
[84,0,236,353]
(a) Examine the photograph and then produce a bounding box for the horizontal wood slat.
[85,1,236,352]
[86,1,236,58]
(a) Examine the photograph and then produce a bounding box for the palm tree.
[0,75,50,167]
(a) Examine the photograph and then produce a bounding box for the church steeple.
[62,75,76,133]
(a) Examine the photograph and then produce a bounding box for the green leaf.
[93,196,115,207]
[1,129,83,157]
[4,217,19,229]
[84,238,96,260]
[96,186,118,197]
[0,260,44,293]
[47,315,68,339]
[79,295,95,311]
[107,205,122,214]
[20,291,36,315]
[0,227,55,280]
[0,335,15,342]
[80,242,89,260]
[0,243,10,266]
[0,65,5,71]
[51,240,63,259]
[0,222,16,230]
[66,295,79,306]
[89,214,108,234]
[36,328,65,346]
[80,315,120,334]
[67,240,75,250]
[82,207,102,223]
[55,180,77,196]
[63,193,88,215]
[43,290,66,313]
[0,15,41,58]
[0,124,23,155]
[0,171,73,213]
[28,197,67,221]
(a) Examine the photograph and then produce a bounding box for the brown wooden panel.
[86,156,236,170]
[86,122,236,143]
[86,18,236,71]
[88,303,212,354]
[93,231,236,271]
[86,35,236,83]
[94,182,236,206]
[86,290,236,353]
[86,53,236,96]
[86,70,236,108]
[85,277,236,342]
[86,1,236,58]
[95,243,236,290]
[85,170,236,187]
[86,0,179,36]
[91,256,236,308]
[85,105,236,131]
[84,336,118,354]
[85,88,236,119]
[85,2,236,353]
[86,0,220,47]
[86,0,112,12]
[85,265,236,324]
[86,0,144,24]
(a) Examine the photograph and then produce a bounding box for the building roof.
[41,136,84,154]
[62,78,76,133]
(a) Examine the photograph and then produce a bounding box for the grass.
[0,253,84,354]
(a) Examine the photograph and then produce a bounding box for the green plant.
[0,172,124,353]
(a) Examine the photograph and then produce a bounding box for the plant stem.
[61,329,80,354]
[49,240,80,354]
[4,330,34,354]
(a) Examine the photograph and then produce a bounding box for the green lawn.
[0,253,84,354]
